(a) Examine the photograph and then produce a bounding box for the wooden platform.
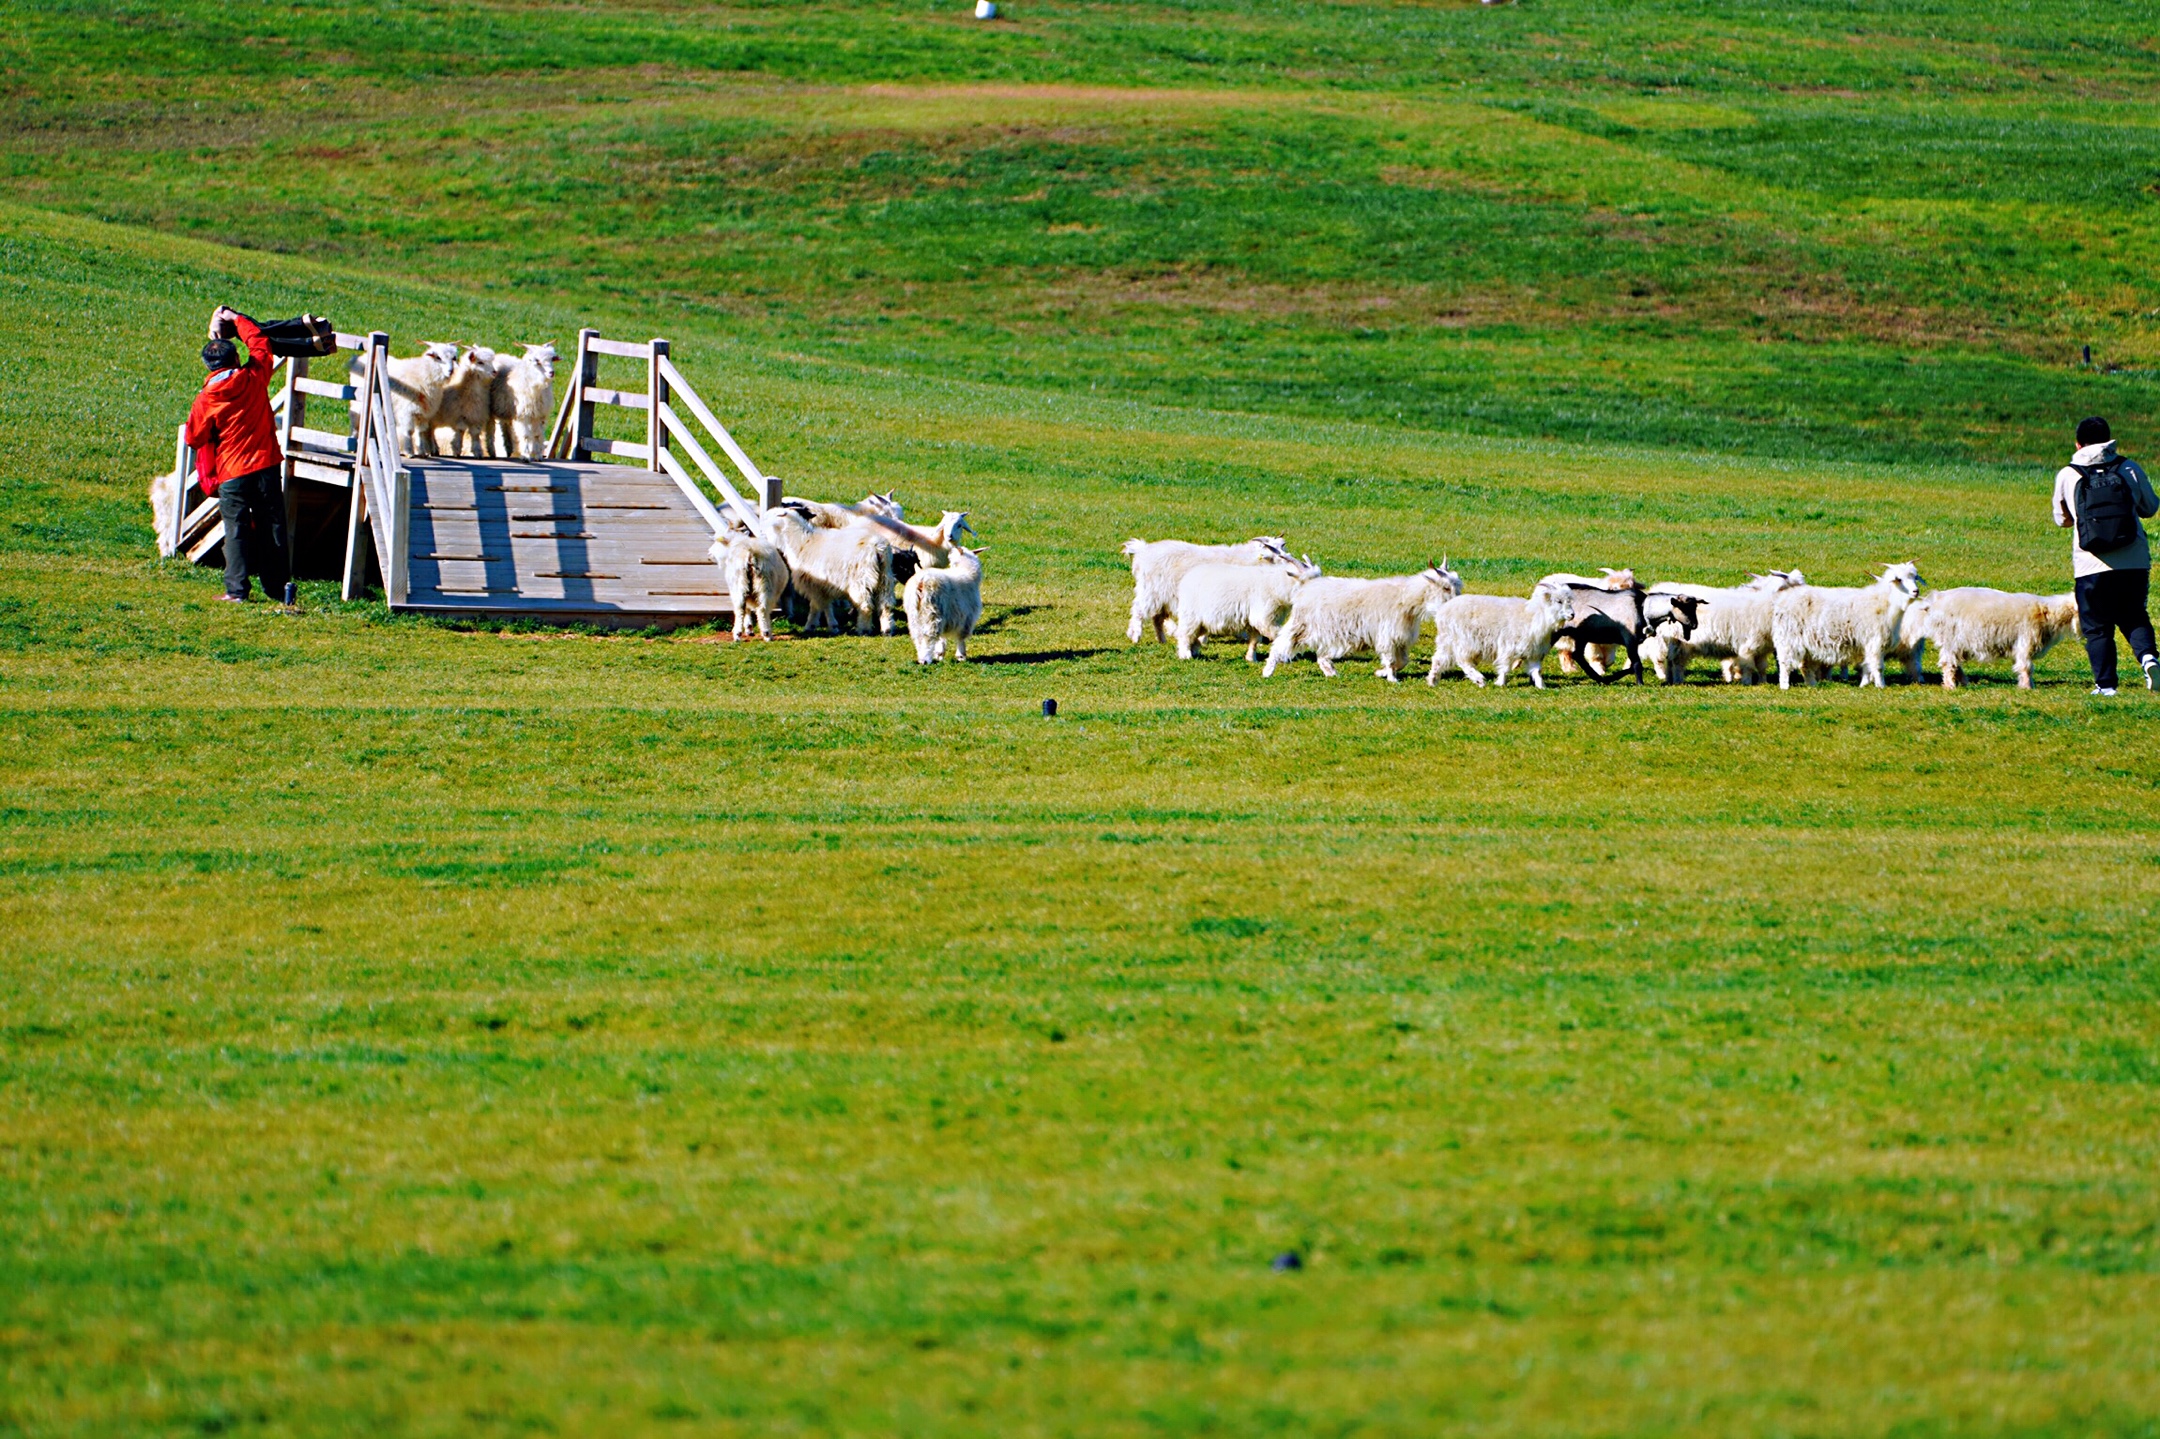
[397,457,728,621]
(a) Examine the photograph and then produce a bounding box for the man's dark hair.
[202,337,239,371]
[2077,415,2112,447]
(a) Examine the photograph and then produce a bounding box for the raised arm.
[2052,470,2074,529]
[229,311,271,371]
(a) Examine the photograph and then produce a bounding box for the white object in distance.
[975,0,998,17]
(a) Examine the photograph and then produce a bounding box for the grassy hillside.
[7,0,2160,461]
[5,2,2160,1433]
[6,195,2160,1434]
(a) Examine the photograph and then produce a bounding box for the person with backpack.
[2054,416,2160,695]
[186,305,289,605]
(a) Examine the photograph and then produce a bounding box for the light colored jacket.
[2053,440,2157,576]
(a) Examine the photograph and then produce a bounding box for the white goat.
[763,507,896,634]
[1772,562,1925,689]
[1908,587,2079,689]
[1122,536,1290,644]
[906,532,983,664]
[712,527,791,641]
[432,345,497,457]
[353,342,458,455]
[1263,562,1463,682]
[1649,570,1805,684]
[1175,553,1322,661]
[783,492,903,529]
[1428,581,1576,688]
[149,468,184,556]
[489,343,558,461]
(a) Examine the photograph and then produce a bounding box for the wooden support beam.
[279,353,306,578]
[586,337,653,359]
[571,327,599,464]
[387,463,411,607]
[648,338,669,477]
[170,424,192,557]
[342,331,388,602]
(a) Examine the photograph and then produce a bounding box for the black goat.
[1558,587,1703,683]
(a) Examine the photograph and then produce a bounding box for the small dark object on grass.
[282,581,297,607]
[1043,698,1058,717]
[1271,1251,1302,1272]
[2085,344,2094,365]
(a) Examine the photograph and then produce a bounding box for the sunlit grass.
[5,6,2160,1432]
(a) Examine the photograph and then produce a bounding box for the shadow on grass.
[972,604,1050,636]
[973,648,1114,665]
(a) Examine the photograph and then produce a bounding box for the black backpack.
[258,314,339,359]
[2073,458,2142,553]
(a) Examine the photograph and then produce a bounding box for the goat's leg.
[2014,639,2035,690]
[1461,659,1487,688]
[1243,629,1260,664]
[1862,640,1886,688]
[954,625,971,662]
[1262,626,1300,677]
[1315,651,1339,678]
[1576,635,1616,684]
[1625,640,1645,684]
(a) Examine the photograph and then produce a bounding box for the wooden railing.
[347,335,408,606]
[545,328,779,541]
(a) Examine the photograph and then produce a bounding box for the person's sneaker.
[2091,685,2118,697]
[2144,656,2158,691]
[217,593,247,604]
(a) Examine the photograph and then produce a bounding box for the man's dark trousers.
[216,464,290,601]
[2075,568,2156,689]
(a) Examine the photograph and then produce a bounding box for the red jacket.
[185,314,282,492]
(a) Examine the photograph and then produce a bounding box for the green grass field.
[6,3,2160,1434]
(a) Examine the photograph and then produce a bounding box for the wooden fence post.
[172,423,192,556]
[279,353,306,577]
[388,462,410,608]
[648,338,669,474]
[572,327,599,463]
[342,331,387,601]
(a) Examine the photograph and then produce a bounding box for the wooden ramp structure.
[166,329,782,624]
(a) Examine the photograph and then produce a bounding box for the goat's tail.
[1121,538,1147,560]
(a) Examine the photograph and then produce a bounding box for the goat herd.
[1124,536,2077,689]
[729,496,2079,688]
[358,341,562,461]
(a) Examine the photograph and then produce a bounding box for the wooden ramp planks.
[398,457,727,618]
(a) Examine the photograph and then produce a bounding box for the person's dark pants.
[2074,567,2156,689]
[215,464,289,600]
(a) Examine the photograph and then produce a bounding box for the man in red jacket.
[186,306,289,603]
